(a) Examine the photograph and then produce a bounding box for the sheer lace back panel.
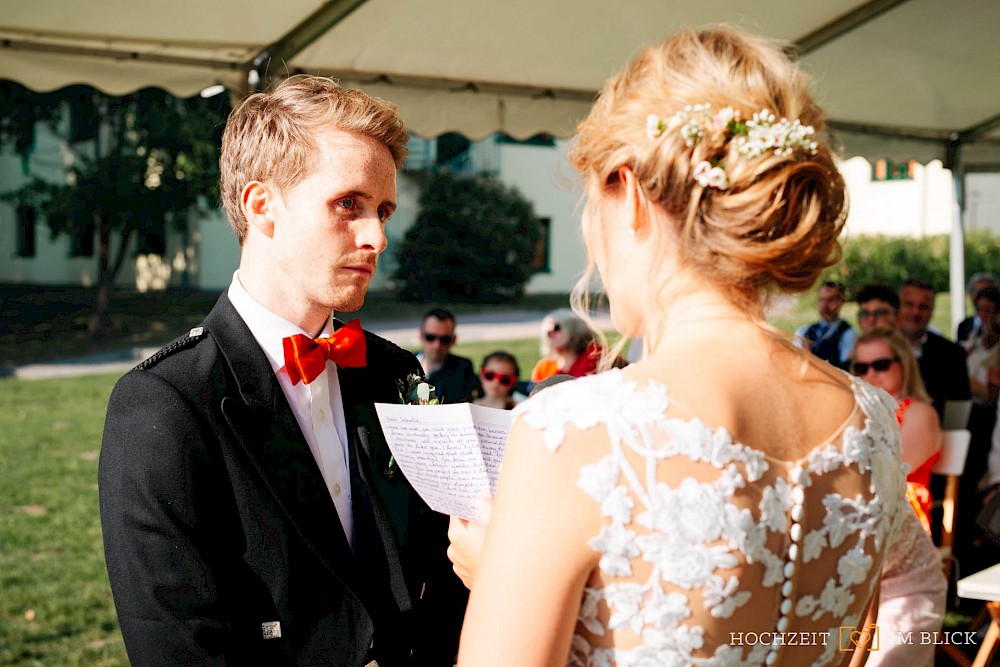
[513,369,906,667]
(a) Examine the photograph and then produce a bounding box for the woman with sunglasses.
[852,326,941,530]
[448,28,908,667]
[850,326,946,667]
[530,308,614,383]
[475,351,524,410]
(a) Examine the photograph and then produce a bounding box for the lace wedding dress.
[513,369,907,667]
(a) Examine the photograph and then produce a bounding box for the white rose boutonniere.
[384,374,439,478]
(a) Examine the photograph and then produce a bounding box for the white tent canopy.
[3,0,1000,166]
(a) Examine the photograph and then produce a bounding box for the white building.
[3,121,998,296]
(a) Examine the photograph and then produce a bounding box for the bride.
[448,27,907,667]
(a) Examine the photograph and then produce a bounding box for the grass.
[0,373,127,666]
[0,289,971,665]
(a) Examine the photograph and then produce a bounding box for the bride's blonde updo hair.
[570,27,846,313]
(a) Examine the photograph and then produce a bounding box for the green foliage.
[0,82,229,333]
[822,230,1000,297]
[394,171,541,303]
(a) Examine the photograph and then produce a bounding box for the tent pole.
[946,135,966,338]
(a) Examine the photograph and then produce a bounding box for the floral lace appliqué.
[516,370,905,667]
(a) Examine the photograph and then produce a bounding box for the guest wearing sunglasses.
[854,284,900,334]
[849,326,946,667]
[475,351,525,410]
[852,326,940,529]
[530,308,613,383]
[417,307,480,404]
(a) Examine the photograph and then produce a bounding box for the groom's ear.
[242,181,275,238]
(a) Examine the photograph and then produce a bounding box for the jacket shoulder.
[131,325,222,384]
[363,329,421,380]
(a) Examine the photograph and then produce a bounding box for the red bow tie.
[282,319,366,385]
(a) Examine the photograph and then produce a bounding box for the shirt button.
[318,409,327,421]
[332,483,342,496]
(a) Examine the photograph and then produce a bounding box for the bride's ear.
[617,165,648,238]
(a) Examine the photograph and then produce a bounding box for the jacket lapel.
[204,295,356,575]
[338,345,413,613]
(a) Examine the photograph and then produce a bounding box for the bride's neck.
[644,293,758,354]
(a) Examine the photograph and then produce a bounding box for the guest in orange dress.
[530,309,609,382]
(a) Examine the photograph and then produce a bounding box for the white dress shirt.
[228,272,353,546]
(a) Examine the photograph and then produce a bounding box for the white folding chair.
[933,429,972,577]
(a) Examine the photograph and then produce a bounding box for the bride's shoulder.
[513,369,671,452]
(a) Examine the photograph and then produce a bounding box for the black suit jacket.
[99,294,454,666]
[918,331,972,420]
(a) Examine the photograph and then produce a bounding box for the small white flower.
[416,382,431,402]
[693,161,728,189]
[646,114,665,140]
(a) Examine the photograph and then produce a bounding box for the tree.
[0,82,229,336]
[394,171,542,302]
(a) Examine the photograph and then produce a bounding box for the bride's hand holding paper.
[447,494,493,589]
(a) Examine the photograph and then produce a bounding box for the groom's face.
[266,129,396,315]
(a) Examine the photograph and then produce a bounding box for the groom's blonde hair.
[220,75,409,244]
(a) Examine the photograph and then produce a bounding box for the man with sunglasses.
[417,308,480,404]
[855,284,901,334]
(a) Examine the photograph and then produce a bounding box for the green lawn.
[0,373,126,666]
[0,291,966,665]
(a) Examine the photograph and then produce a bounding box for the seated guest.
[417,307,480,403]
[794,280,856,368]
[957,272,998,344]
[897,278,971,421]
[852,326,940,529]
[474,351,525,410]
[850,327,947,667]
[855,284,900,334]
[530,308,607,382]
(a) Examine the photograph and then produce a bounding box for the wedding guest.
[957,286,1000,571]
[850,328,946,667]
[855,284,900,334]
[417,307,479,403]
[474,351,525,410]
[530,308,607,382]
[794,281,856,368]
[448,28,906,666]
[957,272,998,344]
[99,75,456,666]
[851,327,940,530]
[897,277,971,420]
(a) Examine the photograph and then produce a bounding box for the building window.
[533,217,551,273]
[16,206,36,257]
[872,158,915,181]
[69,217,95,257]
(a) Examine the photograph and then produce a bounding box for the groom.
[99,76,456,665]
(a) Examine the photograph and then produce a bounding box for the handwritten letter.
[374,403,513,522]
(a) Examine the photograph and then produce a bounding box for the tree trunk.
[88,213,133,338]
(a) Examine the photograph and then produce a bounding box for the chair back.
[942,400,973,430]
[933,429,971,476]
[933,429,972,580]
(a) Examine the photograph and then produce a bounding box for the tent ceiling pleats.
[2,0,999,165]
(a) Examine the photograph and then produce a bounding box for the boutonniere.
[384,374,439,478]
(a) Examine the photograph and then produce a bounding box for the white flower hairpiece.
[646,104,818,190]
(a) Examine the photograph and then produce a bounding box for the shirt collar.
[227,271,333,373]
